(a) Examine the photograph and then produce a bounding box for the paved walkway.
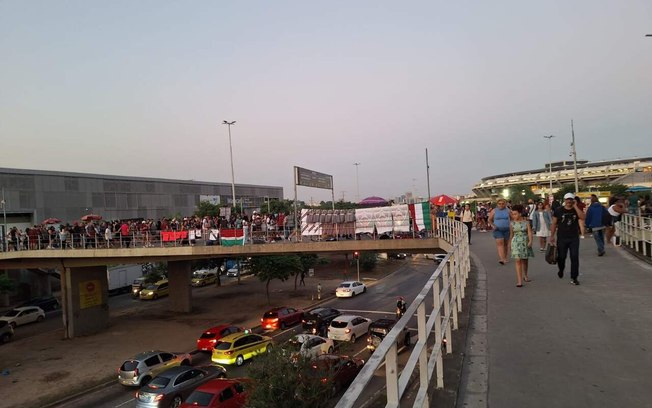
[458,231,652,408]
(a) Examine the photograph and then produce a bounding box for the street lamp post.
[353,163,361,202]
[543,135,555,196]
[222,120,237,210]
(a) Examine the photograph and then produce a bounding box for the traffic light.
[353,251,359,260]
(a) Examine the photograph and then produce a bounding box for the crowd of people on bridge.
[2,211,294,252]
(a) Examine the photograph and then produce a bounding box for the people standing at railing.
[549,193,585,286]
[606,196,627,246]
[531,201,552,252]
[489,198,511,265]
[509,204,533,287]
[460,204,474,244]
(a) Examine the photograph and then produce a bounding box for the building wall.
[0,168,283,224]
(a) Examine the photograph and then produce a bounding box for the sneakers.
[557,270,564,279]
[598,251,605,257]
[570,279,580,285]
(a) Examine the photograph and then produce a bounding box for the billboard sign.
[295,166,333,190]
[199,195,221,205]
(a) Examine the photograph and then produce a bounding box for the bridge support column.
[61,265,109,339]
[168,261,192,313]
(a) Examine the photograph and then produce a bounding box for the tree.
[504,184,539,204]
[246,345,334,408]
[144,262,167,283]
[0,273,15,294]
[352,252,378,271]
[195,201,221,217]
[293,254,329,290]
[249,255,302,304]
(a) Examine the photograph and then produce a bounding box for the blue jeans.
[592,228,605,254]
[557,236,580,280]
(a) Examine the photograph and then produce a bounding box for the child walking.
[509,204,534,287]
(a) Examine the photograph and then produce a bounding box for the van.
[139,279,169,300]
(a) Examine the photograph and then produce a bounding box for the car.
[19,296,60,311]
[118,350,193,387]
[366,318,411,352]
[135,365,226,408]
[0,306,45,328]
[335,281,366,298]
[196,325,245,352]
[261,306,303,331]
[327,315,372,343]
[211,332,273,367]
[286,334,335,360]
[389,253,407,260]
[139,279,169,300]
[180,378,250,408]
[192,270,218,287]
[226,267,240,278]
[299,354,365,397]
[0,320,14,344]
[434,254,447,263]
[301,307,341,337]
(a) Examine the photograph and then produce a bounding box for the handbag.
[545,243,557,265]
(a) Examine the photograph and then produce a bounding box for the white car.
[327,315,372,343]
[286,334,335,359]
[0,306,45,328]
[434,254,447,264]
[335,281,366,298]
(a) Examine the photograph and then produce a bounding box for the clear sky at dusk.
[1,1,650,203]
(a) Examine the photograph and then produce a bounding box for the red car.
[180,378,249,408]
[299,354,365,398]
[196,325,244,352]
[261,306,303,331]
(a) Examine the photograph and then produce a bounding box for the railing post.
[433,276,444,388]
[417,302,429,394]
[443,261,453,354]
[385,342,399,408]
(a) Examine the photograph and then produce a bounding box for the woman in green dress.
[510,204,534,287]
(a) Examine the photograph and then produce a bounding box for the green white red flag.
[408,202,432,232]
[220,229,245,246]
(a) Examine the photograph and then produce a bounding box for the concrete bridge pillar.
[61,265,109,339]
[168,261,192,313]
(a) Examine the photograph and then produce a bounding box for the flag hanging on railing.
[408,202,432,232]
[220,229,245,246]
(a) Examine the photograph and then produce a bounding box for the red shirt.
[120,223,130,236]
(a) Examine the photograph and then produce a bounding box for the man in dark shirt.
[550,193,586,285]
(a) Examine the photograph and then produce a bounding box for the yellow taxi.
[191,271,218,287]
[211,331,273,366]
[139,279,169,300]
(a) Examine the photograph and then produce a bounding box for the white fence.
[618,214,652,260]
[335,217,471,408]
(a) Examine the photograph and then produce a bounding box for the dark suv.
[366,318,411,352]
[302,307,341,337]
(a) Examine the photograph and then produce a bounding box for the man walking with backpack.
[585,194,608,257]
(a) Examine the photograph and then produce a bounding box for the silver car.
[135,365,226,408]
[118,350,192,387]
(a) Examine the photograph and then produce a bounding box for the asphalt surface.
[457,231,652,408]
[50,257,440,408]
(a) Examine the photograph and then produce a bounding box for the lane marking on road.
[114,398,135,408]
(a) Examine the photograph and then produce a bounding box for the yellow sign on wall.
[79,280,102,309]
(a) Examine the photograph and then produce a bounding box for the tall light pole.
[222,120,237,209]
[353,163,361,202]
[543,135,555,196]
[1,188,6,252]
[570,120,579,193]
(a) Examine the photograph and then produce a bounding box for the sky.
[1,1,651,203]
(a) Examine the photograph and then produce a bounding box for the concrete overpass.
[0,238,445,339]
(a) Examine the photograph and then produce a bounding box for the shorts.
[492,228,510,240]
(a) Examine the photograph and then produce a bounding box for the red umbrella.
[41,218,62,225]
[430,195,457,206]
[81,214,102,222]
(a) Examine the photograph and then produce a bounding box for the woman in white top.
[531,202,552,251]
[460,204,474,244]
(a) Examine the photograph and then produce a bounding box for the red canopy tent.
[430,195,457,206]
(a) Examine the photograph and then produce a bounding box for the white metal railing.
[618,214,652,258]
[335,217,470,408]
